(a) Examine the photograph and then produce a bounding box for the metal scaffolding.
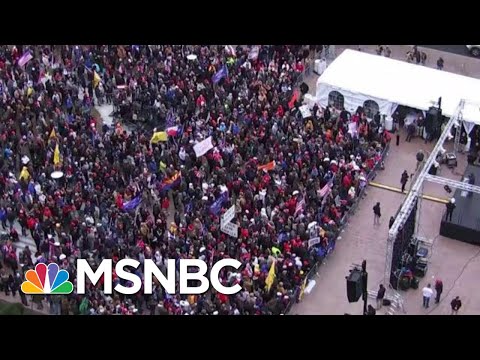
[424,174,480,193]
[453,105,463,153]
[383,99,480,290]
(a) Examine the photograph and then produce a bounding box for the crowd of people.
[0,45,390,315]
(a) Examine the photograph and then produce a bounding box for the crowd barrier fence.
[282,142,390,314]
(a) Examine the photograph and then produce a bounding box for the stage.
[440,164,480,245]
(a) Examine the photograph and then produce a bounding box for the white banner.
[221,205,235,227]
[299,105,312,119]
[307,237,321,248]
[221,222,238,238]
[193,136,214,158]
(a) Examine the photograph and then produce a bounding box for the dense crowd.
[0,45,390,315]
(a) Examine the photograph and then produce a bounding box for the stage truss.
[384,99,480,290]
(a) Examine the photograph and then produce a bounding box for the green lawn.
[0,300,43,315]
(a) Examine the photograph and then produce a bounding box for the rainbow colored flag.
[158,171,181,193]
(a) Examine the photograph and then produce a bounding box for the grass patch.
[0,300,43,315]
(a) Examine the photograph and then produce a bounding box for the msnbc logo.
[21,263,74,295]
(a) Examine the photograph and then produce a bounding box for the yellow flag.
[53,144,61,165]
[150,131,167,144]
[299,277,308,302]
[27,87,33,96]
[265,260,276,292]
[49,128,56,140]
[19,167,30,181]
[159,161,167,172]
[93,71,101,88]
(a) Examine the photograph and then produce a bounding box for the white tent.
[315,49,480,125]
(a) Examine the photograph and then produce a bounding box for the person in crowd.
[416,150,425,171]
[415,50,421,65]
[376,284,386,310]
[437,57,444,70]
[400,170,409,193]
[422,283,434,308]
[420,52,427,65]
[367,304,376,315]
[406,52,414,63]
[416,115,425,138]
[434,278,443,304]
[384,46,391,58]
[0,267,9,295]
[450,296,462,315]
[406,122,416,142]
[373,202,382,226]
[0,45,389,315]
[445,198,456,222]
[17,272,28,306]
[389,216,395,229]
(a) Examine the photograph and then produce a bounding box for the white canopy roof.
[315,49,480,124]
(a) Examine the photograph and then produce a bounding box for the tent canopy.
[316,49,480,124]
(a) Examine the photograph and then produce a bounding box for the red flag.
[288,90,299,109]
[257,161,275,172]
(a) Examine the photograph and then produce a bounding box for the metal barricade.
[284,142,390,314]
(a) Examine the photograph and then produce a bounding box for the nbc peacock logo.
[21,263,74,295]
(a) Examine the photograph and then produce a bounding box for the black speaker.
[425,107,442,134]
[346,270,363,303]
[425,108,435,133]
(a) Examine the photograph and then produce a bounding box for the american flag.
[295,195,306,217]
[319,177,334,197]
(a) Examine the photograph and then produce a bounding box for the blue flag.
[28,181,36,195]
[209,191,229,215]
[212,65,228,84]
[123,195,142,211]
[166,110,175,128]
